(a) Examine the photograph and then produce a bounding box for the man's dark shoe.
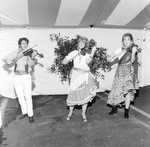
[19,114,27,119]
[29,116,34,123]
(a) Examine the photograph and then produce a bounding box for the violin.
[23,48,44,58]
[111,39,141,61]
[66,46,91,63]
[122,42,142,54]
[122,41,139,52]
[80,46,90,55]
[12,44,44,64]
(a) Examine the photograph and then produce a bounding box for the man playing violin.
[2,37,38,123]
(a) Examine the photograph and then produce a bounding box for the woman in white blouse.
[107,33,139,118]
[62,38,97,122]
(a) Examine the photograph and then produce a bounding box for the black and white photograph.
[0,0,150,147]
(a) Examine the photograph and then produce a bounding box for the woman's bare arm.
[131,47,137,64]
[86,47,97,64]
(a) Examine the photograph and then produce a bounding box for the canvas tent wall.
[1,27,150,98]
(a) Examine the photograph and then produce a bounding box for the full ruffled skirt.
[66,68,97,106]
[107,63,138,106]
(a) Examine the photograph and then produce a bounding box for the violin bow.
[67,42,94,63]
[12,44,37,63]
[66,45,87,63]
[67,51,81,63]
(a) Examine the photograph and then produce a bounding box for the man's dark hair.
[18,37,29,45]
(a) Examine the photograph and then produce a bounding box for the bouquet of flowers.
[48,33,109,84]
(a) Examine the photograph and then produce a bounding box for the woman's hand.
[62,58,68,65]
[107,55,112,62]
[86,47,97,64]
[107,52,116,63]
[131,46,137,63]
[90,46,97,57]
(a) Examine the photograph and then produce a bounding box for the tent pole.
[141,27,146,87]
[92,0,110,27]
[25,27,29,39]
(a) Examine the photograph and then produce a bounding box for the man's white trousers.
[14,74,33,117]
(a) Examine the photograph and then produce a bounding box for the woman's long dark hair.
[122,33,133,42]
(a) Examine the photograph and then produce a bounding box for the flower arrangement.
[48,33,109,84]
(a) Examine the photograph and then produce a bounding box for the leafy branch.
[48,34,109,84]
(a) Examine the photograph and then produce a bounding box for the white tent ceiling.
[0,0,150,29]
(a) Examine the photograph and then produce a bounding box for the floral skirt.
[66,68,97,106]
[107,63,138,106]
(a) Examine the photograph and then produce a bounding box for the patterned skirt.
[66,68,97,106]
[107,63,138,106]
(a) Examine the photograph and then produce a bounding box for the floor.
[0,86,150,147]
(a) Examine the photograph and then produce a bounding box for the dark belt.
[14,70,28,76]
